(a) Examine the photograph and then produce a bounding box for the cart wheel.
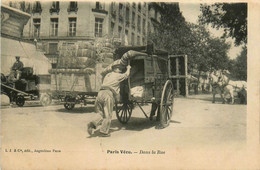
[64,96,75,110]
[116,102,133,124]
[40,93,52,106]
[158,80,174,129]
[16,95,25,107]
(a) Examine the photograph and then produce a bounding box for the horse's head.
[217,70,230,86]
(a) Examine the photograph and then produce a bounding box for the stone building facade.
[3,1,165,67]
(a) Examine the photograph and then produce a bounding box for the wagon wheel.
[16,95,25,107]
[157,80,174,129]
[64,96,75,110]
[40,93,52,106]
[116,102,133,124]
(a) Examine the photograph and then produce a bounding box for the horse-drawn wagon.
[1,69,51,107]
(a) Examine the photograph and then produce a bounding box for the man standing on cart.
[87,50,146,137]
[9,56,24,81]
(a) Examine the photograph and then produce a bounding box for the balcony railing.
[32,7,42,14]
[92,8,108,14]
[67,7,78,13]
[50,7,60,14]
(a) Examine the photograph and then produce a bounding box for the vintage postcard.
[1,0,259,169]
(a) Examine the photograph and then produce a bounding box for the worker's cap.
[15,56,20,58]
[112,59,125,69]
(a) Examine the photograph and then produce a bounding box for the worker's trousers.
[91,90,114,134]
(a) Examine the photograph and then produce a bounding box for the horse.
[208,71,234,104]
[218,70,247,104]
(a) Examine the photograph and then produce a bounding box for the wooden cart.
[114,46,176,128]
[1,69,51,107]
[49,64,103,110]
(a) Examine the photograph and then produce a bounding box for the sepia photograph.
[1,0,259,169]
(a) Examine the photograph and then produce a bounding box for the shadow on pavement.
[187,95,225,103]
[170,120,181,124]
[87,118,182,138]
[87,126,123,138]
[112,117,157,131]
[56,106,96,114]
[111,117,182,131]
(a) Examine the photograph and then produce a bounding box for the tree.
[229,46,247,80]
[149,3,231,73]
[199,3,247,46]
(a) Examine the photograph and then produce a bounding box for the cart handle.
[1,83,33,96]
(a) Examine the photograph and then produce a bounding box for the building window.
[68,1,78,13]
[143,19,146,35]
[96,2,103,10]
[119,3,124,22]
[155,10,158,20]
[49,43,58,54]
[138,3,141,12]
[33,18,41,37]
[131,33,135,45]
[132,2,136,8]
[95,18,103,37]
[137,15,141,32]
[125,30,129,45]
[32,1,42,13]
[68,18,76,36]
[50,1,60,14]
[50,18,58,36]
[111,2,116,17]
[132,12,135,29]
[137,36,140,45]
[93,2,108,14]
[142,36,146,45]
[126,7,130,27]
[148,22,151,33]
[118,26,122,38]
[111,22,115,35]
[19,2,26,12]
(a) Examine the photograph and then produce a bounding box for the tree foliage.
[149,3,231,73]
[199,3,247,46]
[229,46,247,80]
